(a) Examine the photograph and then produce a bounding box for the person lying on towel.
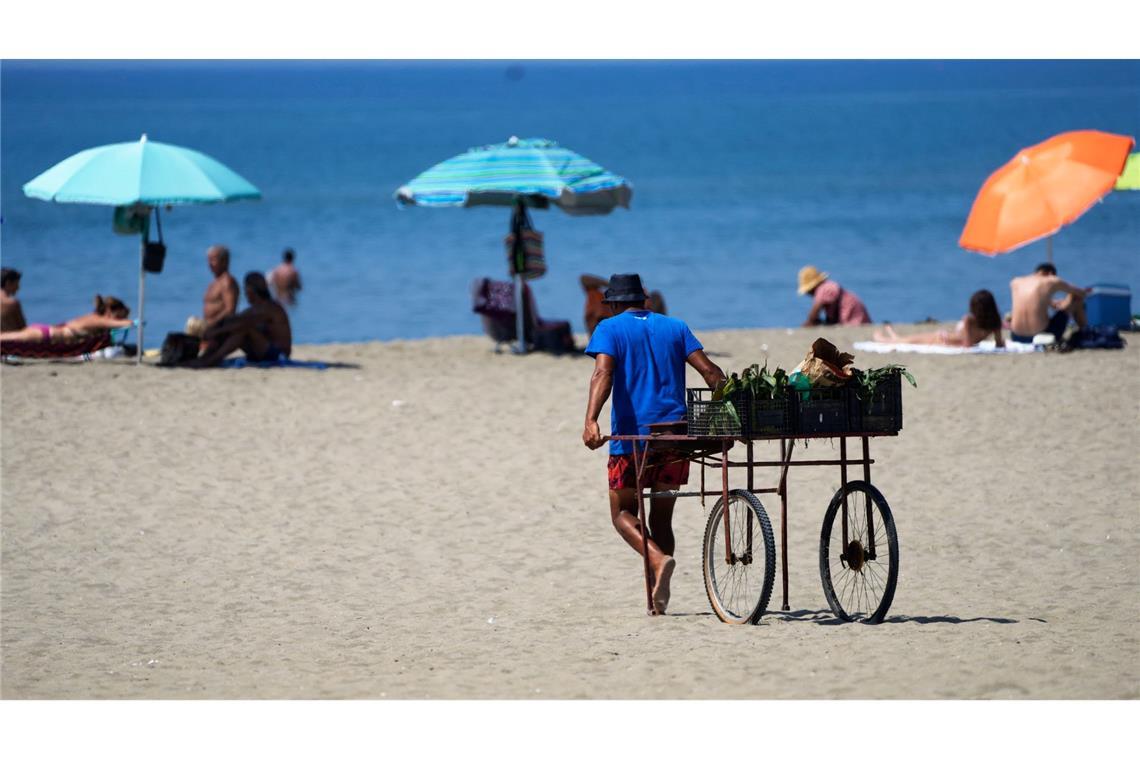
[191,272,292,367]
[872,290,1005,348]
[0,294,133,345]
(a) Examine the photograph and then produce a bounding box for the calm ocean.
[2,60,1138,345]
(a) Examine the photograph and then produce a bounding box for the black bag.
[1065,325,1125,350]
[159,332,200,366]
[143,242,166,273]
[142,206,167,274]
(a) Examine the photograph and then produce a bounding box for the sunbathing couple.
[873,264,1087,348]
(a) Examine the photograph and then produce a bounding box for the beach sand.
[2,324,1138,699]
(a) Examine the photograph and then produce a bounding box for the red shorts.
[607,452,691,491]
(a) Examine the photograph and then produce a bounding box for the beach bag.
[505,204,547,281]
[159,332,200,366]
[504,230,546,280]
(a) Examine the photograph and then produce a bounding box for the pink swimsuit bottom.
[29,323,53,340]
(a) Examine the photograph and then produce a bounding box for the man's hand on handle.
[583,421,606,450]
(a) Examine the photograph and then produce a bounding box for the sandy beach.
[2,323,1138,699]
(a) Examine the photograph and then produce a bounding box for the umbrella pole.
[1047,236,1054,265]
[137,233,146,365]
[514,272,526,355]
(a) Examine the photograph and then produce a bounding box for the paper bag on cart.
[793,337,855,387]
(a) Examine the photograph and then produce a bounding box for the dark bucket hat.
[603,273,648,303]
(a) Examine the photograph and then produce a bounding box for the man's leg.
[196,324,267,367]
[610,487,678,613]
[1061,294,1088,328]
[609,488,670,570]
[647,489,677,557]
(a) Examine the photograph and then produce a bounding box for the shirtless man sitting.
[1009,263,1090,344]
[192,272,292,367]
[185,245,240,338]
[1,268,27,332]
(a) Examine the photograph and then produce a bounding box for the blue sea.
[2,60,1138,346]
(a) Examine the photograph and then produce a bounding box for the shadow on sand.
[762,608,1026,626]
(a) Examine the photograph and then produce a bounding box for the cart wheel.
[819,481,898,623]
[702,489,776,625]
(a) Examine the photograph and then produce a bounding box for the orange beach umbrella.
[959,130,1134,260]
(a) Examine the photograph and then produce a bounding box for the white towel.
[852,340,1042,355]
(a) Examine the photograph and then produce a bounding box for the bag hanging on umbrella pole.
[505,199,547,354]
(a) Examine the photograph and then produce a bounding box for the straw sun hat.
[797,265,829,295]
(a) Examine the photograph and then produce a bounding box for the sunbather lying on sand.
[873,290,1004,348]
[0,295,133,344]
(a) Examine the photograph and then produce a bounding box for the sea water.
[2,60,1138,345]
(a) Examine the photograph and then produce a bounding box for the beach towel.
[1,332,112,359]
[853,340,1041,355]
[218,356,329,370]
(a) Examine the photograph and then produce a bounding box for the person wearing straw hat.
[798,265,871,327]
[582,273,726,615]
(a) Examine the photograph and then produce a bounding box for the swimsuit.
[1011,310,1069,344]
[29,323,52,340]
[607,452,690,491]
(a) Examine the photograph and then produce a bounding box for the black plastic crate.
[743,395,792,436]
[849,371,903,433]
[686,388,743,437]
[793,385,851,435]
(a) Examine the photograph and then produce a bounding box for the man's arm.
[582,353,615,450]
[221,280,239,317]
[1051,277,1091,299]
[686,349,726,390]
[205,306,256,339]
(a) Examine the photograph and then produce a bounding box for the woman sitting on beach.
[0,295,134,344]
[872,289,1005,348]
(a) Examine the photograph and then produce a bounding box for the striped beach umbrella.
[396,136,633,354]
[395,136,632,215]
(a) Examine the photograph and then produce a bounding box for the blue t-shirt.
[585,310,703,455]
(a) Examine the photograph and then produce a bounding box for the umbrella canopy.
[959,130,1134,256]
[1115,152,1140,190]
[23,134,261,206]
[395,136,632,215]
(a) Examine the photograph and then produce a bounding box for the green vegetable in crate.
[850,364,917,401]
[706,372,743,434]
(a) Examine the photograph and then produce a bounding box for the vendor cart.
[606,429,899,624]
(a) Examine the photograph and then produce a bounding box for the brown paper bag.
[794,337,855,387]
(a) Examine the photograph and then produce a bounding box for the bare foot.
[652,556,676,615]
[873,324,899,343]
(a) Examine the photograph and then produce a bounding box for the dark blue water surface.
[2,60,1138,345]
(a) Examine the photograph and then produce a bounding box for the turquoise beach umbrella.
[395,136,632,353]
[23,134,261,205]
[395,136,632,215]
[22,134,261,362]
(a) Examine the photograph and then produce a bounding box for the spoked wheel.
[819,480,899,623]
[702,489,776,624]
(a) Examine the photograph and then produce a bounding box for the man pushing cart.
[582,273,726,615]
